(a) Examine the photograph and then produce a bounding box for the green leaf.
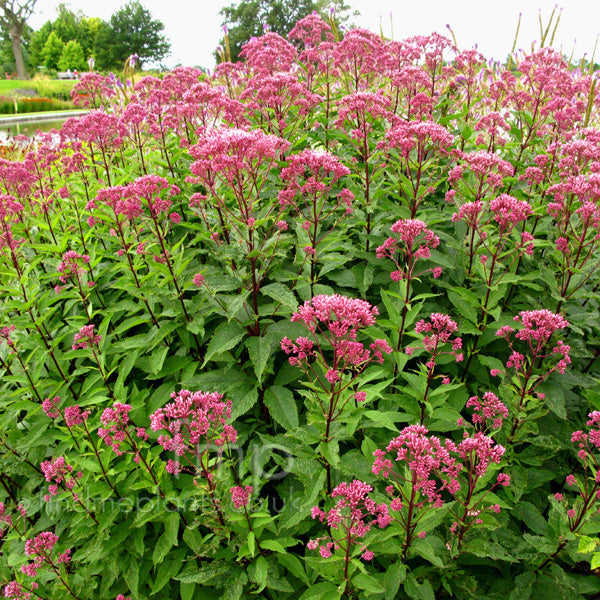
[298,582,343,600]
[230,386,259,419]
[411,537,444,567]
[164,512,180,547]
[150,345,169,375]
[514,501,547,536]
[249,556,268,593]
[353,573,385,593]
[223,572,247,600]
[123,554,140,599]
[405,575,435,600]
[245,335,272,382]
[264,386,298,430]
[277,553,307,584]
[152,514,178,565]
[262,282,297,311]
[151,553,184,595]
[577,535,598,554]
[447,288,479,324]
[384,564,407,600]
[203,321,246,366]
[509,572,535,600]
[180,582,196,600]
[247,531,256,557]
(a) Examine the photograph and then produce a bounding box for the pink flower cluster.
[496,309,571,375]
[281,294,392,386]
[376,218,441,281]
[98,403,133,455]
[278,148,353,213]
[373,425,450,506]
[3,580,39,599]
[571,411,600,459]
[230,485,253,509]
[308,480,390,560]
[465,392,509,430]
[40,456,82,501]
[149,389,237,475]
[21,531,70,577]
[373,424,508,530]
[57,250,90,284]
[72,324,102,350]
[43,396,90,427]
[407,313,463,371]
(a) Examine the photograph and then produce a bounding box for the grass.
[0,79,77,100]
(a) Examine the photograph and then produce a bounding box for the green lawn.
[0,79,77,100]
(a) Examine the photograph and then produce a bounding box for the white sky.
[28,0,600,69]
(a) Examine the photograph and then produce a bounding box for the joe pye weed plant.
[2,9,600,600]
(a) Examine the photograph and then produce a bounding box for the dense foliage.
[1,14,600,600]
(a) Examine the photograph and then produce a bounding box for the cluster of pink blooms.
[72,324,102,350]
[98,403,134,456]
[451,194,535,258]
[189,127,290,186]
[0,324,15,350]
[376,218,442,281]
[230,485,253,509]
[407,313,463,378]
[0,502,26,535]
[21,531,70,577]
[278,149,353,212]
[149,389,237,475]
[2,580,39,599]
[495,309,571,376]
[0,194,25,251]
[281,295,392,385]
[463,392,509,430]
[570,411,600,461]
[40,456,82,501]
[42,396,90,428]
[554,413,600,524]
[373,424,509,535]
[308,480,390,561]
[56,250,92,288]
[384,120,454,158]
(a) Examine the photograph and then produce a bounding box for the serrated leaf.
[298,582,342,600]
[152,531,174,565]
[245,335,272,382]
[203,322,246,366]
[150,345,169,375]
[264,386,298,430]
[384,564,407,600]
[262,282,297,311]
[250,556,268,592]
[164,512,179,547]
[405,575,435,600]
[447,289,479,324]
[353,573,384,593]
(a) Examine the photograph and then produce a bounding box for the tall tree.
[93,1,170,71]
[0,0,36,79]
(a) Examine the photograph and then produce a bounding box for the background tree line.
[0,0,355,79]
[0,0,170,77]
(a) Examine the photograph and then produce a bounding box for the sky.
[27,0,600,70]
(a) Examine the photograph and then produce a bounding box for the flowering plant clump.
[2,11,600,600]
[307,480,391,593]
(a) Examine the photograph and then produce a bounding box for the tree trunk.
[10,23,29,79]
